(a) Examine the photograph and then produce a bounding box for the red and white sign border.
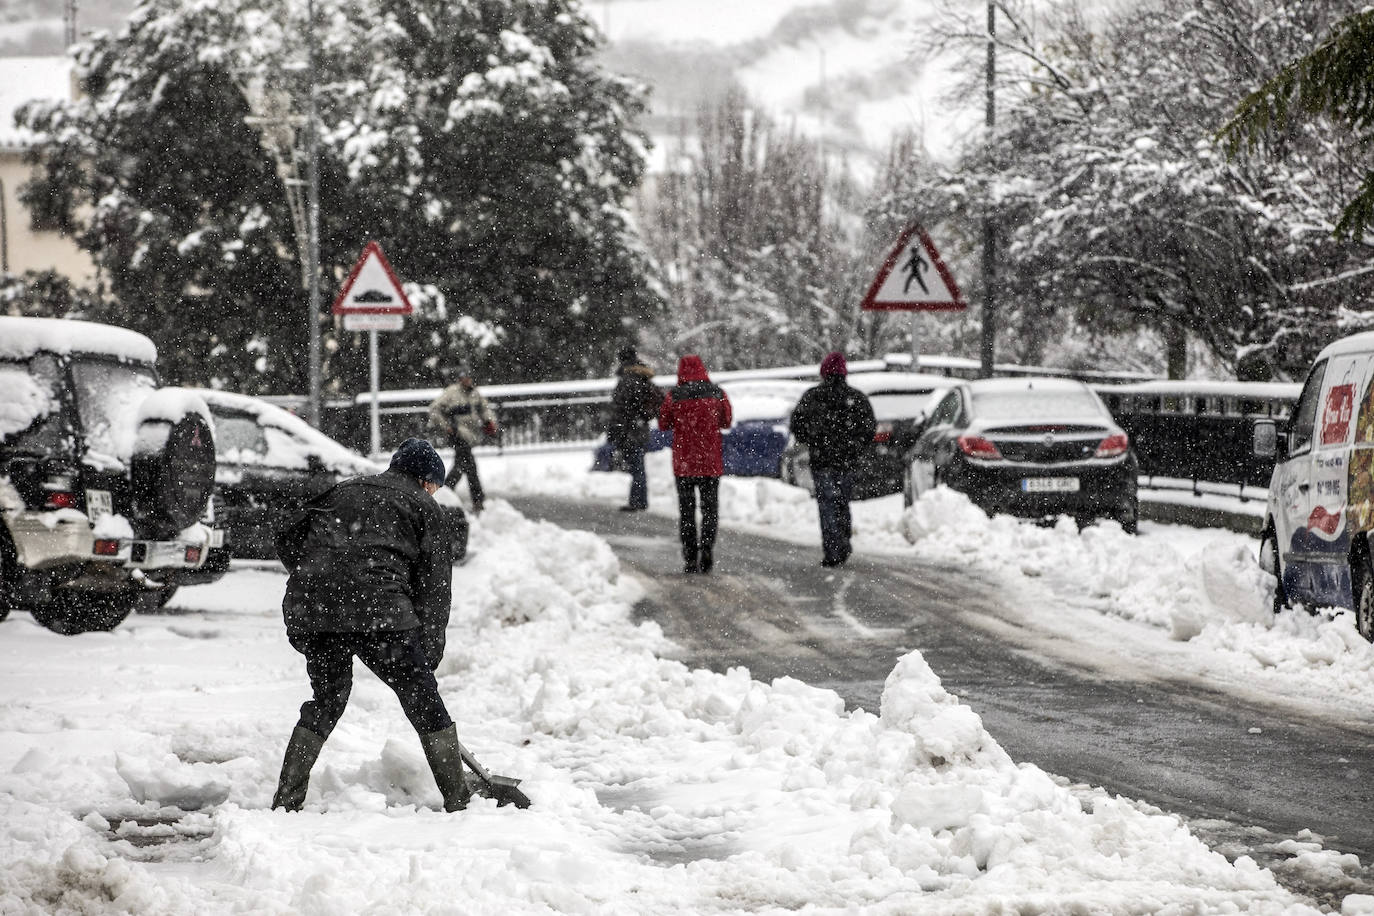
[860,223,967,312]
[331,240,414,316]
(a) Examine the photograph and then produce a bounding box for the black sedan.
[902,378,1138,532]
[196,390,467,560]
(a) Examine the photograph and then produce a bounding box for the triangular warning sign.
[331,241,413,315]
[860,224,966,312]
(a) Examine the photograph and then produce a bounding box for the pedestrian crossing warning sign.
[860,224,966,312]
[332,241,413,315]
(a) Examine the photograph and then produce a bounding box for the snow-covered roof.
[0,315,158,364]
[0,56,73,150]
[193,387,381,475]
[967,376,1093,395]
[847,371,950,394]
[1315,330,1374,365]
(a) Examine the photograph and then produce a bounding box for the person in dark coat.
[608,345,663,512]
[789,352,876,567]
[270,438,469,813]
[659,355,732,573]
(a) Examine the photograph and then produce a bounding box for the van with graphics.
[1255,333,1374,641]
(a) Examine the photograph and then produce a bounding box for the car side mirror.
[1252,419,1284,460]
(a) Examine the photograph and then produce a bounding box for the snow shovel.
[458,739,531,809]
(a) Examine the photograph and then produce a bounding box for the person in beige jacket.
[427,366,498,512]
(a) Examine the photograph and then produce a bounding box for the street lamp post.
[239,0,323,426]
[304,0,322,428]
[979,0,997,379]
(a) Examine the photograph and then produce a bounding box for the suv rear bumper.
[6,509,224,572]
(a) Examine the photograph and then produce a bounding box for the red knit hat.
[820,351,847,378]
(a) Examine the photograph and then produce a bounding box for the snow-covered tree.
[643,88,861,370]
[20,0,660,394]
[905,0,1374,379]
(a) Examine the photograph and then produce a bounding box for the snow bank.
[0,494,1329,913]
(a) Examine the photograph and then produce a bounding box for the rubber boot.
[272,726,325,811]
[699,545,713,574]
[419,725,472,812]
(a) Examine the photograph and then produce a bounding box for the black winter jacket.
[608,363,662,449]
[276,471,453,660]
[789,378,877,471]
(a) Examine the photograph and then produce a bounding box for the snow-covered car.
[591,379,812,477]
[0,316,227,634]
[195,390,467,562]
[781,372,950,499]
[902,377,1139,532]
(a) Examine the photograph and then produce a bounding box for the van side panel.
[1286,354,1366,609]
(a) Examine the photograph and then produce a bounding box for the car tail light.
[93,539,120,556]
[184,546,202,564]
[44,490,78,509]
[1095,433,1130,458]
[957,435,1003,460]
[873,423,892,443]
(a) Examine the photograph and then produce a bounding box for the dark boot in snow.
[699,546,713,574]
[272,725,325,811]
[420,725,472,812]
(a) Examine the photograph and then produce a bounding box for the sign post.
[332,242,413,458]
[860,223,966,372]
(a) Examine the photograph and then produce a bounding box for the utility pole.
[63,0,77,47]
[979,0,997,378]
[305,0,323,428]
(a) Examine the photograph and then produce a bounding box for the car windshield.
[870,392,935,423]
[971,388,1105,421]
[0,356,68,453]
[71,358,158,462]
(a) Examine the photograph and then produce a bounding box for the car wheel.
[1354,543,1374,643]
[0,534,17,620]
[1114,500,1139,535]
[1259,528,1288,617]
[30,591,138,635]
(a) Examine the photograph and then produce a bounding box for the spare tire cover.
[131,412,216,535]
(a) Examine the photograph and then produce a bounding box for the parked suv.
[0,316,227,634]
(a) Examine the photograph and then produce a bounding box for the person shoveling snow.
[269,437,526,813]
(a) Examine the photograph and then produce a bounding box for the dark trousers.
[444,436,484,509]
[675,476,719,563]
[812,468,853,564]
[288,629,453,739]
[619,444,647,509]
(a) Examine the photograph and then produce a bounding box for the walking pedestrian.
[427,365,498,513]
[659,355,732,573]
[789,351,876,567]
[270,438,469,813]
[608,345,663,512]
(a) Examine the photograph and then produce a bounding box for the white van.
[1255,332,1374,641]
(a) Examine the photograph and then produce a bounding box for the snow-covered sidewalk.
[0,458,1368,912]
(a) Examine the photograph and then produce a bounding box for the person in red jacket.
[659,355,733,573]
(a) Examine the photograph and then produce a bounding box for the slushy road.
[510,494,1374,883]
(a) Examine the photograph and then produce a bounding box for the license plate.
[86,489,112,521]
[1021,477,1079,493]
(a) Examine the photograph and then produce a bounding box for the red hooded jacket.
[658,355,732,477]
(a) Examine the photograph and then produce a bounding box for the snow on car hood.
[0,315,157,364]
[194,388,380,475]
